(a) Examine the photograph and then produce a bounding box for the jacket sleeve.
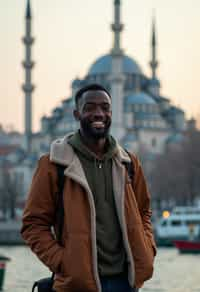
[21,155,64,273]
[131,154,157,256]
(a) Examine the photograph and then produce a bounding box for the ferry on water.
[154,206,200,246]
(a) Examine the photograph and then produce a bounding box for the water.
[0,246,199,292]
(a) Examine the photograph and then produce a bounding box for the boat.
[154,206,200,246]
[0,255,10,290]
[173,239,200,253]
[0,220,24,245]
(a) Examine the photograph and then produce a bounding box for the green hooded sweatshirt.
[68,131,126,276]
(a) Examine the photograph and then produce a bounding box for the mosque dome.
[88,54,143,76]
[125,92,156,105]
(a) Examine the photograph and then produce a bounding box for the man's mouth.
[91,121,105,128]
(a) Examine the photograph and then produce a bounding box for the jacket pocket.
[59,239,70,276]
[128,223,154,284]
[58,233,95,288]
[54,233,96,291]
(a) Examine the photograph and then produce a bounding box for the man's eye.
[101,105,111,111]
[83,104,111,112]
[84,104,95,111]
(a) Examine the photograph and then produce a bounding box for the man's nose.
[93,106,104,117]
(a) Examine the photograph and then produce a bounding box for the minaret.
[150,16,158,79]
[110,0,125,141]
[149,15,160,96]
[22,0,35,153]
[111,0,124,55]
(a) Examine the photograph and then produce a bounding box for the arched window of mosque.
[141,104,144,112]
[148,105,151,113]
[126,113,132,127]
[128,75,132,85]
[143,120,148,127]
[155,106,159,114]
[136,120,141,127]
[124,103,129,113]
[149,120,154,127]
[152,138,157,147]
[134,104,139,112]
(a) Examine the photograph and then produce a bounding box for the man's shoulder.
[40,152,49,159]
[37,153,55,170]
[116,143,139,165]
[120,148,142,173]
[125,150,139,164]
[50,133,75,166]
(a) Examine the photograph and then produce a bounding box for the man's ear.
[73,109,80,121]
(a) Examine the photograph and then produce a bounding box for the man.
[21,84,156,292]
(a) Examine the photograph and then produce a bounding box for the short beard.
[80,119,111,140]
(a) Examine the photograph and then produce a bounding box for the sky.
[0,0,200,133]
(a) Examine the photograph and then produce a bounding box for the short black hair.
[75,83,111,107]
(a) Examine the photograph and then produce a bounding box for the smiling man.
[21,84,156,292]
[73,85,112,149]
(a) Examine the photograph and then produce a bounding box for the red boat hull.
[173,240,200,253]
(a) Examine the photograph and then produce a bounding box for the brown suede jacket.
[21,135,156,292]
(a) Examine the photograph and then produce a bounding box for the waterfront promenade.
[0,246,199,292]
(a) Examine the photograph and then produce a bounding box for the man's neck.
[79,131,107,159]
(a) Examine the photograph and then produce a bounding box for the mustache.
[89,118,110,123]
[80,117,111,139]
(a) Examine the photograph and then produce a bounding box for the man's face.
[74,90,112,140]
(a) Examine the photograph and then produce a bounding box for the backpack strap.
[122,149,135,182]
[55,164,65,243]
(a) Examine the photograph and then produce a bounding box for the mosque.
[23,0,189,158]
[0,0,195,207]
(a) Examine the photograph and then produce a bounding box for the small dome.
[72,78,81,88]
[167,106,184,115]
[41,115,48,120]
[125,92,156,105]
[88,54,142,76]
[63,97,74,108]
[148,77,160,87]
[53,107,63,114]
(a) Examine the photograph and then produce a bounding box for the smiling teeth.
[92,122,104,127]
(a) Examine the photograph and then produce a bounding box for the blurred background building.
[0,0,198,215]
[32,0,191,158]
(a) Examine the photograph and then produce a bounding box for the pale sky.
[1,0,200,132]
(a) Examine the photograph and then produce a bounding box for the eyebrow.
[85,101,111,105]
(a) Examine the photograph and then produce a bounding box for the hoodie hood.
[50,132,131,166]
[68,131,117,162]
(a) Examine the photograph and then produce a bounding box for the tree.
[0,162,20,220]
[150,129,200,208]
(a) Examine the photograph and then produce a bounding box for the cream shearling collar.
[50,133,131,166]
